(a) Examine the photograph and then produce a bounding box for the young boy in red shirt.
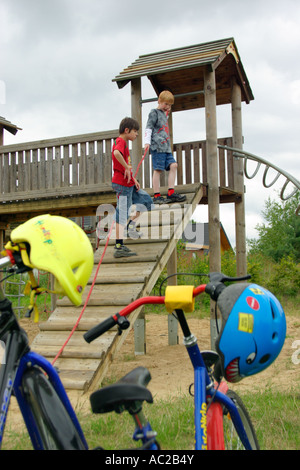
[112,117,153,258]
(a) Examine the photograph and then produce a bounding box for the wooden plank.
[0,129,119,153]
[47,305,126,318]
[32,330,116,352]
[72,143,79,187]
[91,261,155,283]
[52,357,100,371]
[176,145,183,184]
[17,150,25,191]
[57,283,144,307]
[63,145,70,187]
[46,147,53,190]
[58,370,95,390]
[193,143,200,183]
[33,345,105,359]
[39,148,46,190]
[185,144,192,184]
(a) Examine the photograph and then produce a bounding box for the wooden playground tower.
[0,38,255,391]
[0,37,253,273]
[113,37,254,278]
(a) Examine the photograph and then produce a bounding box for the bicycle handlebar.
[84,272,252,343]
[84,285,211,343]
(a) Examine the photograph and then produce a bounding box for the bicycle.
[0,215,159,450]
[0,214,286,450]
[84,271,286,450]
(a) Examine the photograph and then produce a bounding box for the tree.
[248,193,300,262]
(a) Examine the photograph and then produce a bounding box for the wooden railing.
[0,131,234,200]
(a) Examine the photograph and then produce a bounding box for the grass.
[3,391,298,450]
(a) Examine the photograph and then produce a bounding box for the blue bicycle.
[85,271,286,450]
[0,215,286,450]
[0,215,159,450]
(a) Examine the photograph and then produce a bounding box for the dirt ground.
[22,313,300,401]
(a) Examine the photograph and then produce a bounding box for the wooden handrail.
[0,131,234,201]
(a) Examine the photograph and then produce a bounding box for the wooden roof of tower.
[113,37,254,112]
[0,116,22,135]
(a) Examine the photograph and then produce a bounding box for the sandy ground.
[104,314,300,399]
[21,313,300,399]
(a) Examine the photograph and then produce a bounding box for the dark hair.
[119,117,139,134]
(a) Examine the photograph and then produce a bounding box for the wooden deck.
[31,184,203,392]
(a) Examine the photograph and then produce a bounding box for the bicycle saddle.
[90,367,153,414]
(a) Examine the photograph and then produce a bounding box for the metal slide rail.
[218,145,300,215]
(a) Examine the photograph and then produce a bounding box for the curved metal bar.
[280,178,299,201]
[218,145,300,215]
[244,158,261,179]
[262,166,281,188]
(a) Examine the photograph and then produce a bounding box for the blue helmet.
[215,283,286,383]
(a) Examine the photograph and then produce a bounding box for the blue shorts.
[112,183,153,226]
[151,151,176,171]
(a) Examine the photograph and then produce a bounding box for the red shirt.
[112,137,134,187]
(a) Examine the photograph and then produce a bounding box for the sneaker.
[167,192,187,203]
[127,224,143,239]
[152,195,171,204]
[114,244,137,258]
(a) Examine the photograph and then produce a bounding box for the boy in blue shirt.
[144,91,186,204]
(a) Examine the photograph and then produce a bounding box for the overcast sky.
[1,0,300,246]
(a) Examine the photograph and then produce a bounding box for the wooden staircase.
[31,184,204,392]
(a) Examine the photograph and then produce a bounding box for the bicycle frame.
[85,286,256,451]
[175,308,253,450]
[0,319,88,450]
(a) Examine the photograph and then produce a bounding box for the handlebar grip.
[84,316,117,343]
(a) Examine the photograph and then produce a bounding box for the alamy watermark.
[0,341,5,365]
[95,202,204,243]
[292,340,300,365]
[0,80,6,105]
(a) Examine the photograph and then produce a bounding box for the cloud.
[1,0,299,244]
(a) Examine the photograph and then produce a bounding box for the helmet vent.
[259,354,271,364]
[270,301,276,319]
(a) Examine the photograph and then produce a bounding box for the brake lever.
[205,272,251,301]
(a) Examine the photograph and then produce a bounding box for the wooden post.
[131,78,143,183]
[231,78,247,276]
[204,67,221,349]
[167,246,178,345]
[131,78,146,355]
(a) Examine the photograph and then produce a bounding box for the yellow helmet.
[9,214,94,306]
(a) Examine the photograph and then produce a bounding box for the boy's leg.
[129,188,153,238]
[151,153,171,204]
[113,185,137,258]
[153,169,161,194]
[166,161,186,203]
[167,162,177,189]
[152,169,171,204]
[114,222,137,257]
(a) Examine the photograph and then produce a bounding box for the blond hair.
[158,90,174,105]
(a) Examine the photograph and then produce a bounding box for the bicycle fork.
[183,335,210,450]
[183,333,253,450]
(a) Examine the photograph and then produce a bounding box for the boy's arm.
[144,128,152,153]
[144,109,157,152]
[114,149,132,183]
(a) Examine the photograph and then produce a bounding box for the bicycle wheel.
[207,389,259,450]
[22,367,87,450]
[222,390,260,450]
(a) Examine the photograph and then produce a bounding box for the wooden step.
[31,184,205,391]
